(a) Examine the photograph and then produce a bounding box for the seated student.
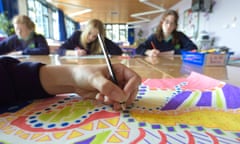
[0,15,49,55]
[136,10,197,57]
[0,56,141,110]
[58,19,122,56]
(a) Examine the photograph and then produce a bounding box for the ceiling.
[47,0,180,24]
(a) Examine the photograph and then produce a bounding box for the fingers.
[91,75,127,102]
[122,75,141,102]
[77,49,87,56]
[89,64,141,110]
[95,93,122,111]
[95,93,113,104]
[95,93,104,102]
[114,64,141,102]
[151,49,160,56]
[126,87,139,105]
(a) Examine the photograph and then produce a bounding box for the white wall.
[198,0,240,56]
[136,0,240,57]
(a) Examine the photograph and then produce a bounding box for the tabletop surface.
[19,55,240,86]
[1,54,240,144]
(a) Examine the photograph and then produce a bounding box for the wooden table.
[3,55,240,144]
[20,55,240,86]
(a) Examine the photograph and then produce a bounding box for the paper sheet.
[60,55,107,59]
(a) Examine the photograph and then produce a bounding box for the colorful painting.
[0,72,240,144]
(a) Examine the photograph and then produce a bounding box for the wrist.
[40,65,76,94]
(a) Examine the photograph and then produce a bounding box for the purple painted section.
[196,91,212,106]
[235,132,240,137]
[138,89,147,92]
[179,124,188,128]
[222,84,240,109]
[167,127,175,132]
[75,135,95,144]
[196,126,204,131]
[213,129,224,135]
[152,124,161,129]
[161,91,191,110]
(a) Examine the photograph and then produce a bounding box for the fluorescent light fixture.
[142,1,165,10]
[127,0,165,25]
[69,9,92,17]
[131,9,165,17]
[139,0,148,2]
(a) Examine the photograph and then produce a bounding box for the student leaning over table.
[0,56,141,111]
[57,19,122,56]
[136,9,197,57]
[0,15,49,55]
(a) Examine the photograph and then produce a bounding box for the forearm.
[22,47,49,55]
[39,65,77,94]
[39,64,141,107]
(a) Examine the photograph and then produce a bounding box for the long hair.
[81,19,105,54]
[12,15,35,32]
[155,10,179,45]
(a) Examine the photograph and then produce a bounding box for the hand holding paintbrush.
[97,33,141,110]
[144,41,160,57]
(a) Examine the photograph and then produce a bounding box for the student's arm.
[136,34,156,56]
[178,32,198,52]
[0,56,53,106]
[0,56,141,110]
[57,31,81,56]
[0,35,17,55]
[104,38,123,55]
[22,34,50,55]
[136,42,147,55]
[40,64,141,110]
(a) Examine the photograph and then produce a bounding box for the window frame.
[105,23,128,42]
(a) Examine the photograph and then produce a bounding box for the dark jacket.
[0,32,50,55]
[58,31,122,56]
[136,31,197,55]
[0,56,53,107]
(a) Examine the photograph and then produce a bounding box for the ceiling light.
[128,0,165,25]
[69,9,92,17]
[139,0,148,2]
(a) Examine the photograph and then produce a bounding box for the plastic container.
[181,51,232,66]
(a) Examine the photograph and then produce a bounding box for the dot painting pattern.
[1,74,240,144]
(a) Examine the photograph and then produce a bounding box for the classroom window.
[27,0,59,40]
[65,17,76,38]
[51,10,59,40]
[105,24,128,42]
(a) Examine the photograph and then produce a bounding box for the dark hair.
[155,10,179,45]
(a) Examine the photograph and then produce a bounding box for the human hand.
[73,64,141,110]
[75,47,87,56]
[40,63,141,111]
[145,49,160,57]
